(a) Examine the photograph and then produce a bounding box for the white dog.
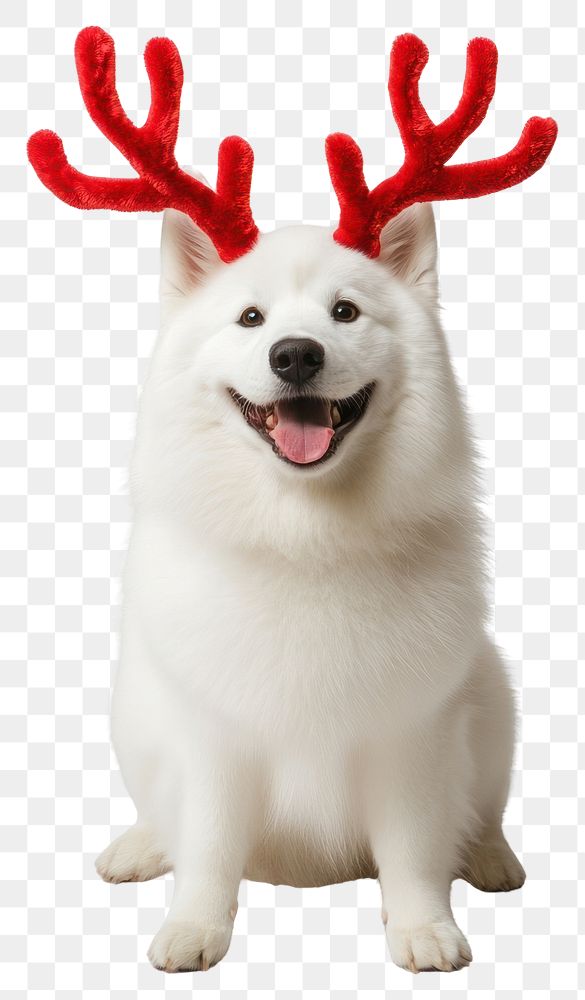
[95,202,526,974]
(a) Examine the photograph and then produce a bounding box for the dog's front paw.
[386,919,472,973]
[148,918,233,973]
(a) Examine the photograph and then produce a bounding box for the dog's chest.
[129,519,475,734]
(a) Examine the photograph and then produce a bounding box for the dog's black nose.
[269,338,325,386]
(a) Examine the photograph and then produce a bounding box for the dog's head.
[133,204,475,558]
[28,27,556,558]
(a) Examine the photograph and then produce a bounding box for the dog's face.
[136,204,473,557]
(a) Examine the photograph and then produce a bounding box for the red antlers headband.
[28,27,557,264]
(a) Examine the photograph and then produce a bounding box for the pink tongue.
[269,397,334,464]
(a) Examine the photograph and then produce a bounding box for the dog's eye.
[331,300,359,323]
[238,306,265,327]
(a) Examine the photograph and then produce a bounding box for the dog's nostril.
[269,338,325,385]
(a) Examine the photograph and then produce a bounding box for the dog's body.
[97,209,525,973]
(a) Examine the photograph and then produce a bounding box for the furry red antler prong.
[27,26,259,263]
[326,33,558,258]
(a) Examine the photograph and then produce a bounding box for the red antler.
[326,34,557,258]
[27,27,259,263]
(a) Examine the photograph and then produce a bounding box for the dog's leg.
[367,706,474,974]
[457,831,525,892]
[147,751,257,974]
[96,823,171,883]
[456,638,525,892]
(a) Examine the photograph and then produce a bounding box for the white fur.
[97,205,525,974]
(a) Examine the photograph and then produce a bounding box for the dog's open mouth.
[228,383,375,466]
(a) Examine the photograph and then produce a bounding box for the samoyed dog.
[96,202,525,974]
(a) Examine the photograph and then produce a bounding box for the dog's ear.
[160,184,222,324]
[377,203,438,305]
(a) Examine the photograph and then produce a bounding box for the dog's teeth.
[331,405,341,427]
[265,412,275,429]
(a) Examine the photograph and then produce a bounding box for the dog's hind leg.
[456,636,525,893]
[99,622,175,885]
[457,831,525,892]
[96,824,172,884]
